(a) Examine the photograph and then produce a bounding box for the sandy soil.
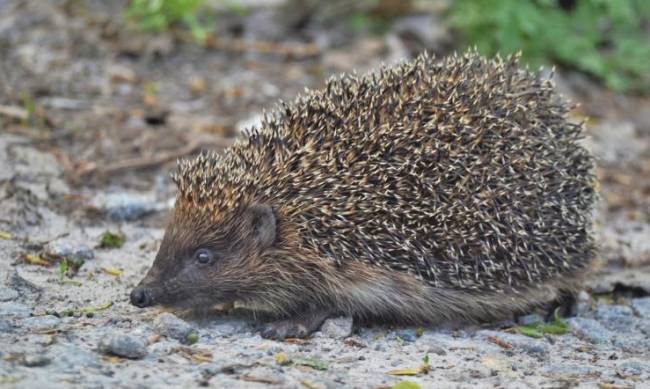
[1,1,649,388]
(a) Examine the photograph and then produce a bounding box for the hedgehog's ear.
[247,203,276,249]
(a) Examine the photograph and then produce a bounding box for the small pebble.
[566,317,613,344]
[0,287,19,302]
[427,345,447,356]
[0,302,32,318]
[204,319,250,337]
[22,315,61,331]
[153,312,196,344]
[92,192,166,221]
[22,354,51,367]
[99,334,147,359]
[617,360,647,376]
[43,239,94,261]
[319,316,353,339]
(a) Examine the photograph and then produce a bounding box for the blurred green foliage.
[126,0,208,41]
[449,0,650,93]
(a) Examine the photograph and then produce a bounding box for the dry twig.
[75,136,235,178]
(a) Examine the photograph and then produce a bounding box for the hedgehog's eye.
[194,248,214,265]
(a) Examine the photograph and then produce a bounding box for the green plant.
[448,0,650,93]
[515,310,569,338]
[391,381,422,389]
[126,0,208,41]
[58,258,84,286]
[98,230,125,249]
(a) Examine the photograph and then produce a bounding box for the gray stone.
[612,335,650,353]
[207,320,251,337]
[0,302,32,318]
[593,304,639,332]
[617,360,648,376]
[567,317,613,344]
[319,316,353,339]
[0,287,19,302]
[153,312,196,343]
[426,345,447,356]
[91,192,166,221]
[22,315,60,331]
[516,314,543,326]
[577,290,591,302]
[631,297,650,318]
[99,333,148,359]
[43,239,94,262]
[22,354,51,367]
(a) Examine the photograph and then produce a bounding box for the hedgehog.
[130,51,596,339]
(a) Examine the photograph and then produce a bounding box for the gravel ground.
[1,196,649,389]
[1,1,650,388]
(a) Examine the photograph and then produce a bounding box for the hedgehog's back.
[179,52,596,293]
[253,52,595,292]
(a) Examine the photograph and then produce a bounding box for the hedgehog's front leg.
[259,310,333,340]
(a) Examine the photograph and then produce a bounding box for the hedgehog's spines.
[173,51,595,292]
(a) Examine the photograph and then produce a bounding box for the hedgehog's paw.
[260,320,310,339]
[258,310,332,340]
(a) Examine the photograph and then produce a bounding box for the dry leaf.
[241,375,283,385]
[386,367,425,376]
[301,380,324,389]
[487,335,513,349]
[284,337,310,345]
[23,254,50,266]
[175,346,213,363]
[102,267,123,277]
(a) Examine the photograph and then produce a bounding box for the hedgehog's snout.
[130,286,153,308]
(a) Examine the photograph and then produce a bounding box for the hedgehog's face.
[130,203,276,310]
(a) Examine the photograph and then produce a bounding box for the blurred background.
[1,0,650,313]
[0,1,650,387]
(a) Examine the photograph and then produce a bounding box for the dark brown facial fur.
[130,203,277,311]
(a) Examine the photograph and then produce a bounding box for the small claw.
[260,321,309,340]
[258,310,333,340]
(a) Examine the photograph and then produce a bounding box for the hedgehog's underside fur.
[170,51,596,325]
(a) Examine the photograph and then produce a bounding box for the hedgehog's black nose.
[130,287,152,308]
